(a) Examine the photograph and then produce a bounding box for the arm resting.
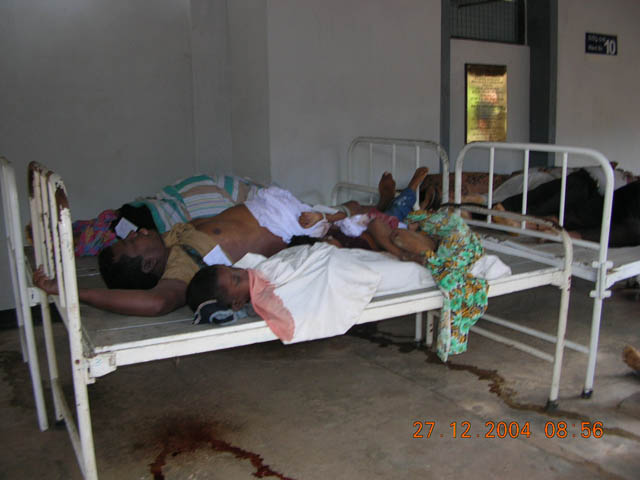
[34,266,187,316]
[78,279,187,316]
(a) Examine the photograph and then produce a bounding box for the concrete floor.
[1,278,639,480]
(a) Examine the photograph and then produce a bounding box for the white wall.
[227,0,272,184]
[190,0,233,173]
[0,0,199,309]
[450,39,530,173]
[266,0,442,204]
[556,0,640,173]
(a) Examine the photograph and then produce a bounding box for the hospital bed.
[1,137,573,479]
[454,142,640,398]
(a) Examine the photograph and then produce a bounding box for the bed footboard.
[1,157,49,431]
[28,162,99,479]
[454,142,619,397]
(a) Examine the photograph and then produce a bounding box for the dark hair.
[186,266,232,312]
[98,246,160,290]
[114,203,157,231]
[289,235,321,246]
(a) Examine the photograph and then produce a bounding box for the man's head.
[186,265,250,313]
[98,228,167,289]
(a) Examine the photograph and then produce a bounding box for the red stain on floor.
[149,417,294,479]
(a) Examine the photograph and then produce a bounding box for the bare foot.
[420,185,437,210]
[299,211,324,228]
[390,229,437,255]
[377,172,396,211]
[462,193,487,205]
[408,166,429,190]
[623,345,640,372]
[491,203,521,232]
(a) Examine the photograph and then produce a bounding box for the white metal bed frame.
[1,157,49,431]
[454,142,640,398]
[2,138,574,479]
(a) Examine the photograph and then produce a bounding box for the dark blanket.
[500,170,640,247]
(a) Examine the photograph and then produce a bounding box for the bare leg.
[376,172,396,211]
[420,185,437,210]
[367,219,425,263]
[390,229,437,256]
[342,200,371,216]
[408,167,429,190]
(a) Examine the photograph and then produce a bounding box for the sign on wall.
[585,33,618,56]
[465,64,507,143]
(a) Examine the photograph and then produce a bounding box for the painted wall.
[556,0,640,173]
[266,0,441,204]
[450,39,530,173]
[0,0,199,309]
[227,0,271,184]
[190,0,233,174]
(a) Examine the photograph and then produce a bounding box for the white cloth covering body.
[235,243,510,344]
[244,186,328,243]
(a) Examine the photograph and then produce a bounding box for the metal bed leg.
[72,358,99,479]
[546,282,571,410]
[426,312,435,348]
[7,262,48,430]
[16,293,49,431]
[582,296,604,398]
[414,312,423,343]
[39,294,64,422]
[13,305,28,363]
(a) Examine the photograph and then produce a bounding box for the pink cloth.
[367,207,400,230]
[248,269,295,341]
[72,209,118,256]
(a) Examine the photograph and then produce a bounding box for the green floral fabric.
[406,209,488,362]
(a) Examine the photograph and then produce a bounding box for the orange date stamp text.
[412,420,604,439]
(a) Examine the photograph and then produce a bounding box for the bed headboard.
[28,162,81,325]
[454,142,614,284]
[332,136,449,207]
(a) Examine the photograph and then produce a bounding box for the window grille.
[450,0,525,44]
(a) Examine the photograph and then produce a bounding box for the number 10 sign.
[585,32,618,56]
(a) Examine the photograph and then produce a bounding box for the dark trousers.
[501,170,640,247]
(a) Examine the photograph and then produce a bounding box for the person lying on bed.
[463,170,640,247]
[187,207,490,362]
[295,167,431,259]
[32,170,426,316]
[71,174,259,256]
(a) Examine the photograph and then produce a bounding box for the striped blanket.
[130,174,261,233]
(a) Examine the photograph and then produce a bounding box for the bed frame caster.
[581,389,593,399]
[544,399,558,412]
[54,419,66,429]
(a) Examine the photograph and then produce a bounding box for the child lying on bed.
[33,170,429,317]
[187,208,494,361]
[295,167,436,261]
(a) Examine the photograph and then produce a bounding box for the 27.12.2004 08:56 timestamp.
[413,421,604,439]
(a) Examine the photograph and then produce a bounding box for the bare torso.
[189,205,287,262]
